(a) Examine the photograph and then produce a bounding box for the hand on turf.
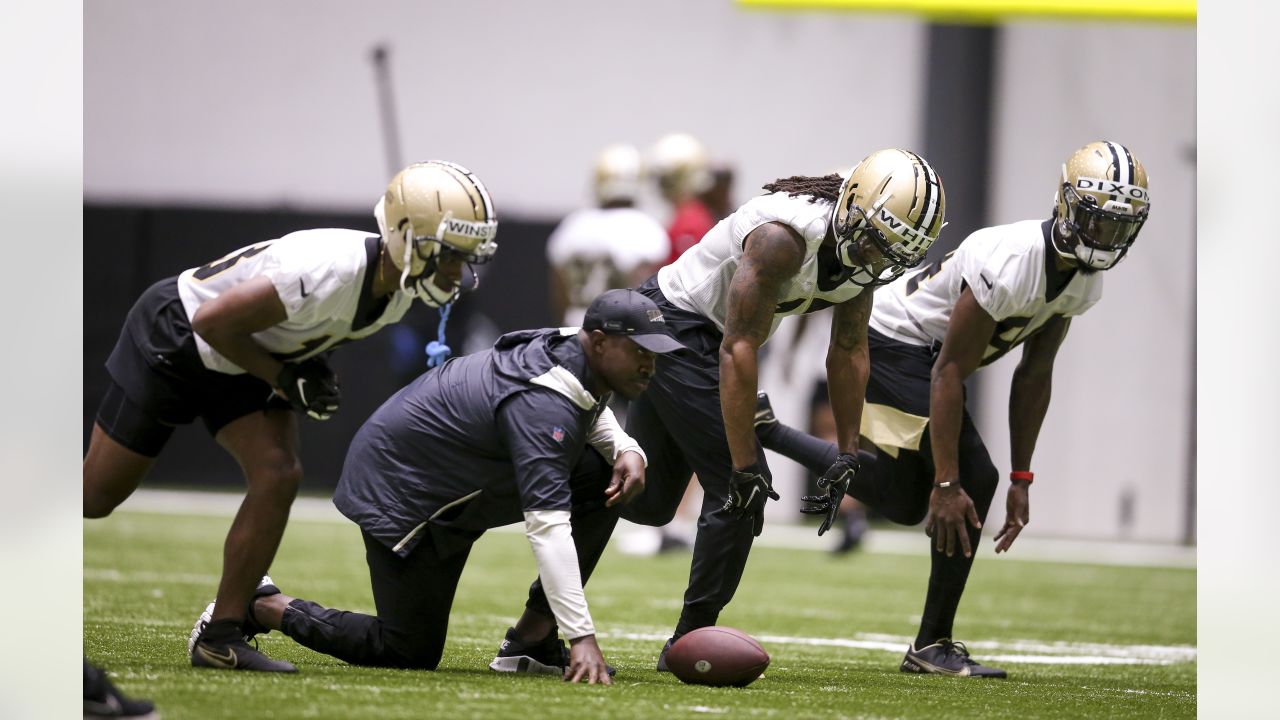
[605,450,646,508]
[275,358,341,420]
[993,481,1031,553]
[564,635,612,686]
[800,452,859,536]
[723,465,780,537]
[924,483,982,558]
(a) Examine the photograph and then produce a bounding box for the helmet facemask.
[395,214,496,307]
[1054,172,1149,271]
[835,203,930,287]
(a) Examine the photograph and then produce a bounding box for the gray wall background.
[84,1,1195,543]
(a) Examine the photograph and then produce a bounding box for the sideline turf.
[85,512,1195,719]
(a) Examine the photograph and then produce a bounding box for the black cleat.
[191,635,297,673]
[655,637,676,672]
[488,626,615,677]
[187,576,280,654]
[753,392,778,431]
[900,640,1007,678]
[84,660,160,719]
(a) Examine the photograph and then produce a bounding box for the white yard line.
[601,631,1196,666]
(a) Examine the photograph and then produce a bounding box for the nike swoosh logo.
[980,274,993,289]
[196,643,238,668]
[299,278,311,297]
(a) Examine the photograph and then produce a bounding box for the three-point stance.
[84,161,499,671]
[233,290,684,684]
[500,148,947,671]
[756,141,1152,677]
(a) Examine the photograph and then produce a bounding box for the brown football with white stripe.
[666,626,770,687]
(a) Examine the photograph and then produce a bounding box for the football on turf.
[665,626,770,687]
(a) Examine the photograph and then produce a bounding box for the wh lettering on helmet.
[876,206,929,250]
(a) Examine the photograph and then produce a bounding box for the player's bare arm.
[189,275,289,384]
[996,314,1071,553]
[720,222,806,469]
[926,286,997,558]
[827,289,874,455]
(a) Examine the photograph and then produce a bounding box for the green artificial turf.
[85,511,1195,719]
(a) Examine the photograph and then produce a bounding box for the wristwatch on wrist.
[934,480,959,489]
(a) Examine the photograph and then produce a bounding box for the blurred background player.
[650,132,719,265]
[546,143,670,326]
[232,290,683,683]
[504,148,947,671]
[83,160,498,673]
[754,141,1151,678]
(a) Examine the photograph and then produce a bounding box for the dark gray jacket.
[333,328,609,556]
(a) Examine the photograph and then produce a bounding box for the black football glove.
[723,464,780,537]
[801,452,860,536]
[276,358,341,421]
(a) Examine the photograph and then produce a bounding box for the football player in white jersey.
[754,141,1151,677]
[83,160,498,672]
[497,148,947,672]
[546,143,670,326]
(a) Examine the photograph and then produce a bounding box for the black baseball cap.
[582,289,686,354]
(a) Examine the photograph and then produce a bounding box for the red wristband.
[1010,471,1034,484]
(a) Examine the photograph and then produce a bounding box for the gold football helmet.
[1052,141,1150,270]
[650,132,713,201]
[593,143,644,205]
[831,148,946,287]
[377,160,498,306]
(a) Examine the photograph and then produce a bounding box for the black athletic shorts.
[97,277,290,456]
[864,327,940,417]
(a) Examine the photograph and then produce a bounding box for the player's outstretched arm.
[926,288,996,558]
[996,315,1071,553]
[719,222,805,470]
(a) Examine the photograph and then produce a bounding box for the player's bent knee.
[249,458,303,497]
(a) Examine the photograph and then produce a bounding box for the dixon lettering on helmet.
[1075,178,1149,202]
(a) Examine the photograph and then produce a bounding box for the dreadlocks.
[761,174,844,203]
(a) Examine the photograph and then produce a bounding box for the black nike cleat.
[655,637,675,672]
[190,636,297,673]
[900,640,1007,678]
[84,660,160,719]
[488,626,615,676]
[187,576,280,655]
[753,392,778,431]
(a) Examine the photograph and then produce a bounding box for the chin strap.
[425,302,453,368]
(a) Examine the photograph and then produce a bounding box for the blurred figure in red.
[650,133,720,265]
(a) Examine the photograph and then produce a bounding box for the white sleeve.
[523,509,595,639]
[587,406,647,466]
[956,239,1030,322]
